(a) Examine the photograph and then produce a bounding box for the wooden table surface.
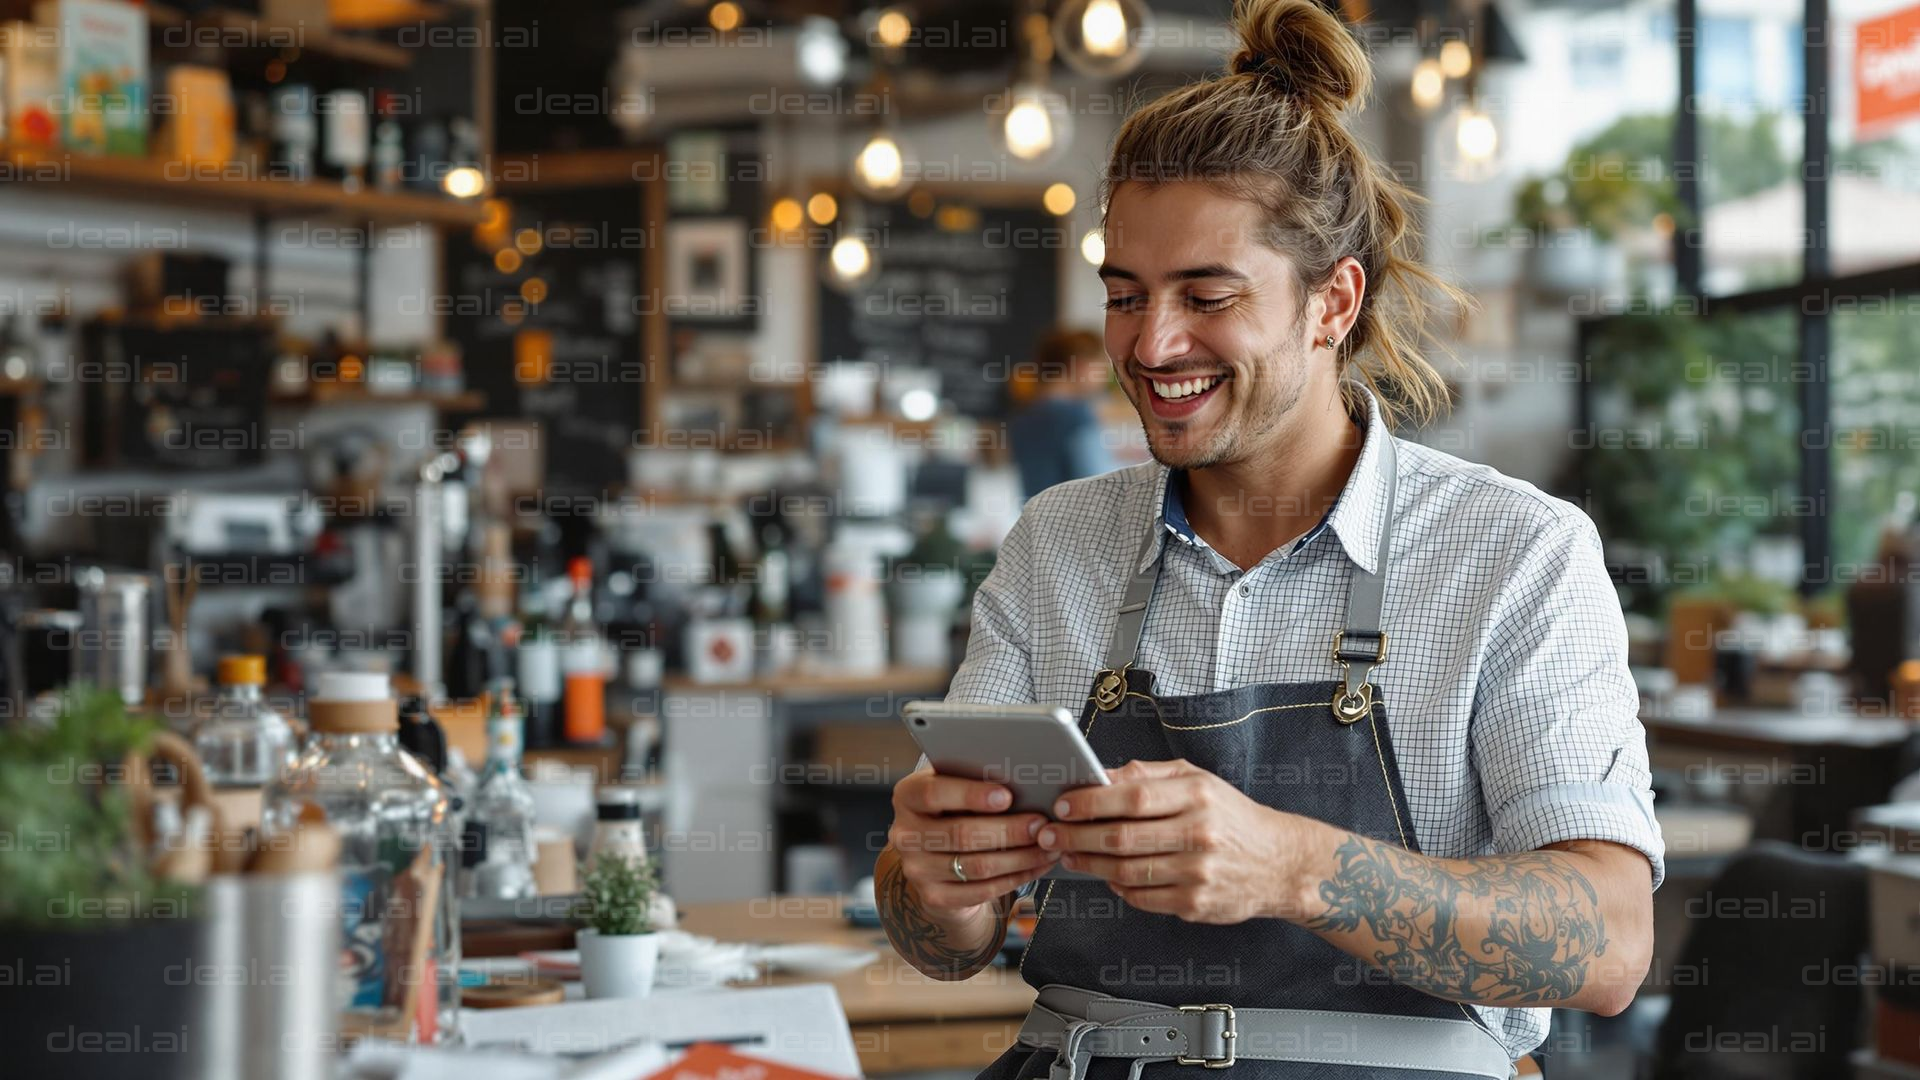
[678,896,1035,1074]
[1641,706,1912,752]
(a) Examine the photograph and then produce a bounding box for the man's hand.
[1037,758,1303,924]
[887,767,1060,919]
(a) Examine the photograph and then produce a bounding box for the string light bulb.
[829,234,874,285]
[1439,39,1472,79]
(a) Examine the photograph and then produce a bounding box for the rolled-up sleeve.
[946,514,1037,707]
[1470,511,1666,889]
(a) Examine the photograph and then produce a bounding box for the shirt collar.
[1136,386,1396,576]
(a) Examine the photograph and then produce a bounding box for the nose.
[1133,297,1194,369]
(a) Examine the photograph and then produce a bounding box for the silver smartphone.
[900,700,1109,881]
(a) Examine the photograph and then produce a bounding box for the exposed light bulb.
[1080,228,1105,266]
[1439,39,1472,79]
[854,133,907,196]
[1004,100,1055,161]
[807,192,838,224]
[1456,107,1498,163]
[1043,182,1076,216]
[708,2,741,32]
[875,8,911,48]
[1081,0,1127,57]
[443,166,484,199]
[1411,59,1445,112]
[830,235,874,282]
[770,197,805,232]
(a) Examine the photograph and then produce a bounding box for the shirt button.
[1238,584,1250,596]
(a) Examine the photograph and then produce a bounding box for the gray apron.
[980,434,1516,1080]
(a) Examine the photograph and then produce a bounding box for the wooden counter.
[678,896,1034,1075]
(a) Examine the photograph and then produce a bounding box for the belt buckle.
[1175,1004,1235,1068]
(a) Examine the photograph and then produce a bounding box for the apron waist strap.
[1017,984,1515,1080]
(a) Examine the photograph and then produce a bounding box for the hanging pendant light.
[1051,0,1152,78]
[995,1,1072,164]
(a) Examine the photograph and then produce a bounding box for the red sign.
[1857,3,1920,135]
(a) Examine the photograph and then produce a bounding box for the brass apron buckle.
[1091,667,1128,712]
[1330,681,1373,724]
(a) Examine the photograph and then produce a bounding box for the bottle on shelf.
[263,672,460,1044]
[561,557,608,745]
[194,654,297,787]
[323,89,370,192]
[464,679,537,901]
[371,91,405,193]
[271,84,317,182]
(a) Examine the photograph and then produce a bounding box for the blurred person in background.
[1007,328,1119,499]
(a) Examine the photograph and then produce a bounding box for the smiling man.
[874,1,1662,1077]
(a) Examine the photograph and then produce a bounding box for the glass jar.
[194,654,296,786]
[263,672,460,1044]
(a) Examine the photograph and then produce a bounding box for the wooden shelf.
[148,4,414,69]
[0,144,489,226]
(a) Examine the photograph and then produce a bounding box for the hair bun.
[1227,0,1372,113]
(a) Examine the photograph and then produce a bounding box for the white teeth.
[1151,376,1220,400]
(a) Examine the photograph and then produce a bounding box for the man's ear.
[1312,257,1367,349]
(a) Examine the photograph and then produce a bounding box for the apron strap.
[1102,513,1166,670]
[1333,429,1398,717]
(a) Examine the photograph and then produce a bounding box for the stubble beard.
[1136,339,1310,471]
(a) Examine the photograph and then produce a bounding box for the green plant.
[0,688,196,928]
[577,853,658,937]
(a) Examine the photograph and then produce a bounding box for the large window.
[1831,0,1920,277]
[1580,0,1920,608]
[1698,2,1807,294]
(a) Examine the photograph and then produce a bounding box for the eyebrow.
[1097,264,1250,285]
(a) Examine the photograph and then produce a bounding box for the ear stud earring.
[1324,334,1337,350]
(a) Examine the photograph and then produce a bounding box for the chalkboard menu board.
[817,199,1064,418]
[444,186,646,494]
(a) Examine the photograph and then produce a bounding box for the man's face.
[1100,181,1323,470]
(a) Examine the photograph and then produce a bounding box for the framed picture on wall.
[665,218,751,324]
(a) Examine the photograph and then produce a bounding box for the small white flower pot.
[578,929,660,1000]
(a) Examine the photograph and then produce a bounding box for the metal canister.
[197,872,341,1080]
[77,568,150,706]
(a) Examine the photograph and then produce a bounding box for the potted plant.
[0,688,204,1080]
[575,852,661,999]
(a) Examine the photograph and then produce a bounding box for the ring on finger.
[951,855,968,883]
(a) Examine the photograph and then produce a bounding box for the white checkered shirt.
[948,389,1664,1061]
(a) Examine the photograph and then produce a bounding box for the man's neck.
[1180,389,1367,572]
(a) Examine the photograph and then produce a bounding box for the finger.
[895,814,1047,853]
[902,774,1016,815]
[1053,768,1199,822]
[907,845,1058,886]
[1061,850,1203,887]
[1038,818,1198,856]
[1109,883,1189,917]
[1106,758,1199,783]
[913,861,1056,911]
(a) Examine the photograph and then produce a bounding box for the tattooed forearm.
[1301,834,1609,1006]
[874,848,1008,980]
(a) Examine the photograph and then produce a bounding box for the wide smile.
[1143,374,1227,420]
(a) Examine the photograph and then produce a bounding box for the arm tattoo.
[875,854,1004,979]
[1302,835,1608,1005]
